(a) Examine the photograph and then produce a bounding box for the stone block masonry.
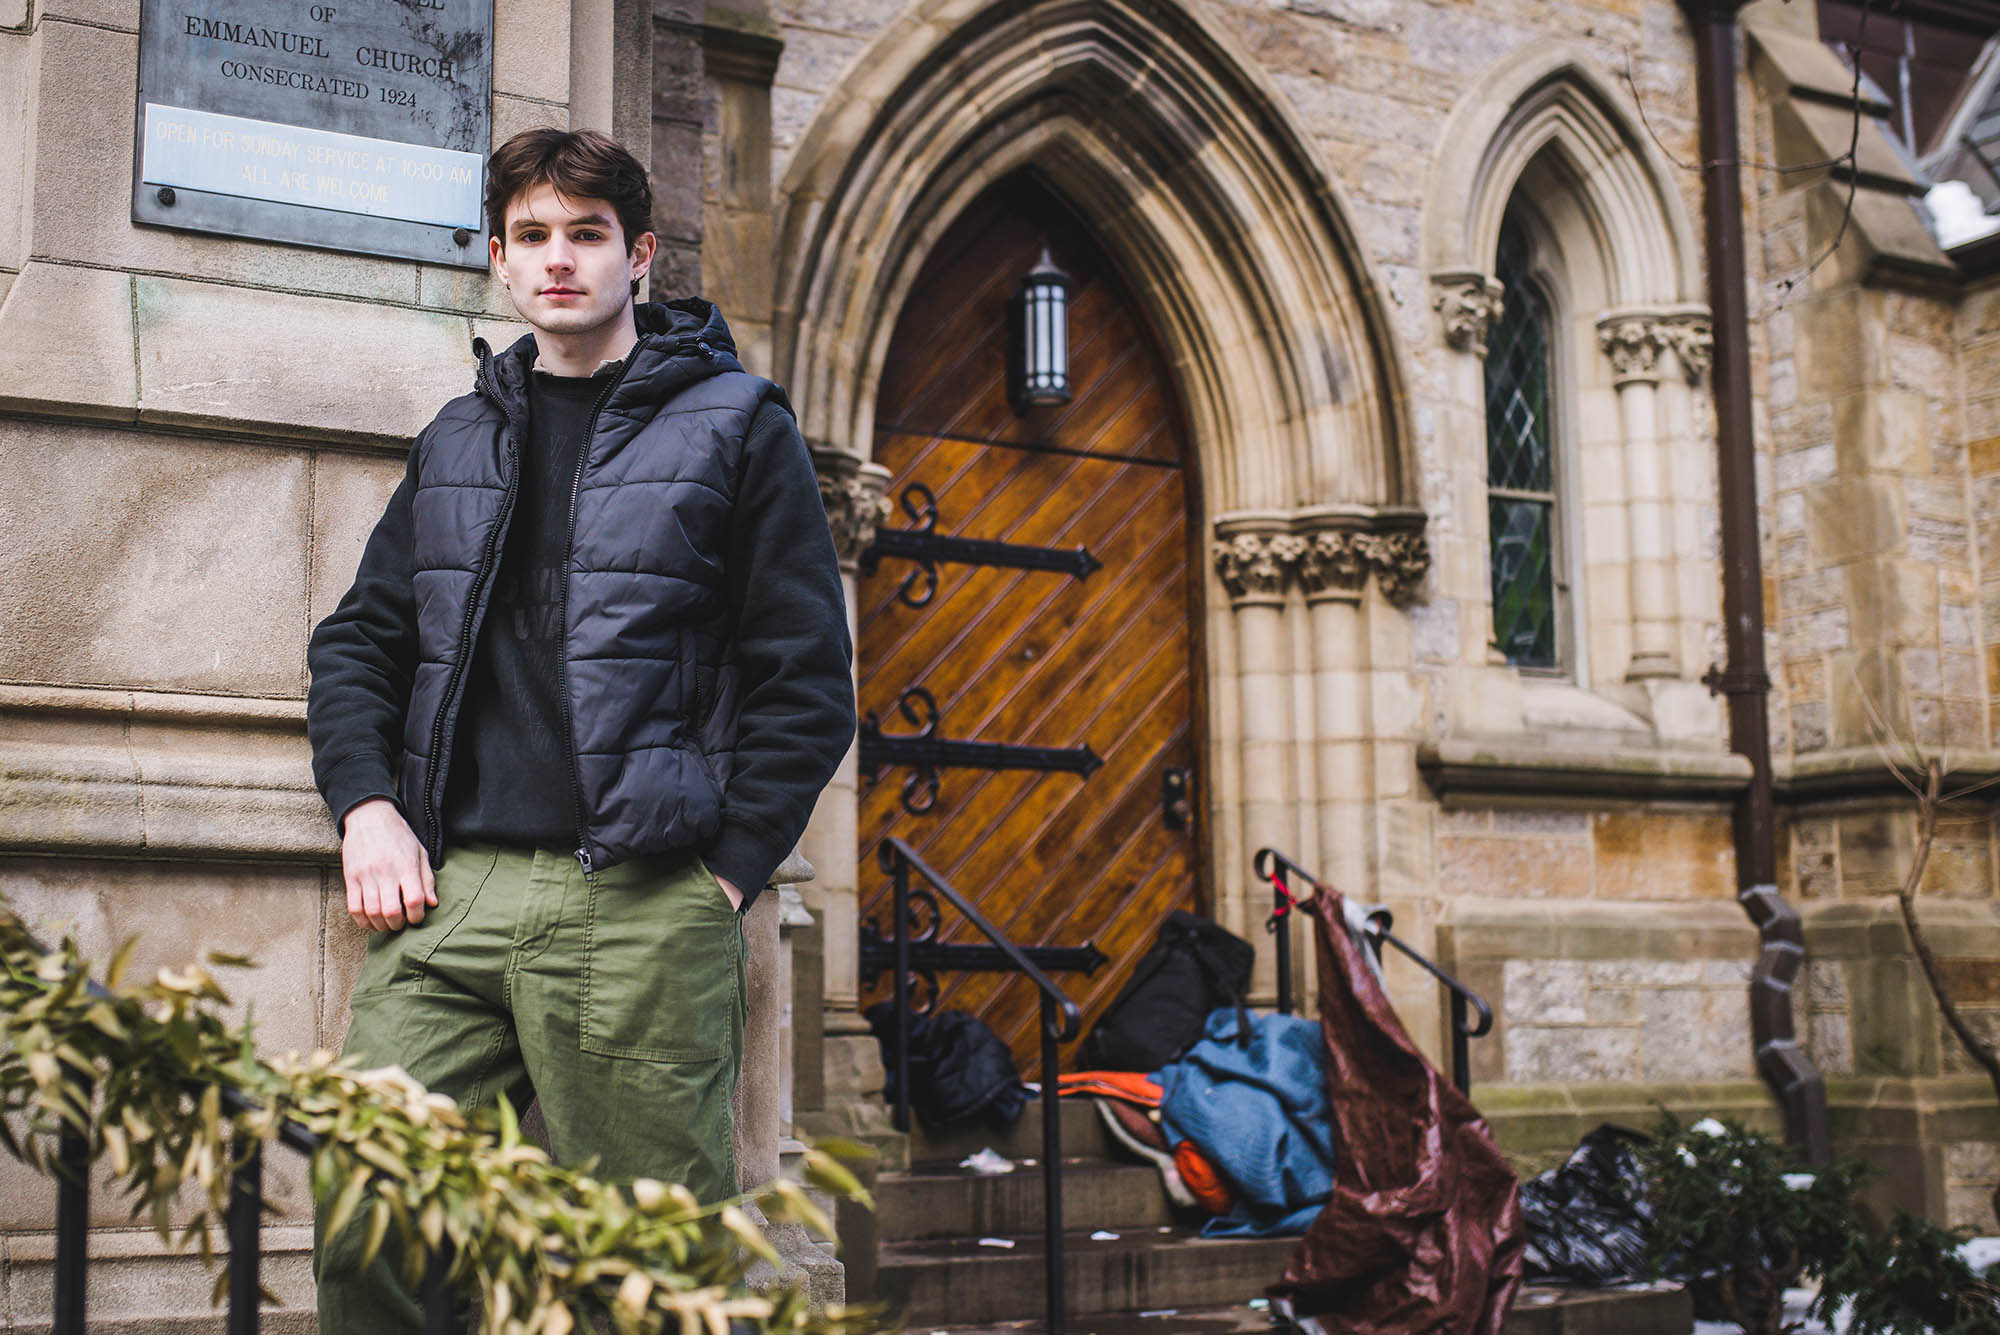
[1502,958,1756,1084]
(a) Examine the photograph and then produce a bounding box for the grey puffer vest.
[399,300,782,872]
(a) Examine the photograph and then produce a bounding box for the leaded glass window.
[1484,215,1560,670]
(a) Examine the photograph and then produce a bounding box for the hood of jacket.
[471,297,745,422]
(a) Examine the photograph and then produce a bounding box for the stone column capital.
[1355,530,1431,609]
[1595,310,1671,385]
[700,9,785,87]
[1660,310,1713,384]
[1296,530,1369,603]
[814,448,893,573]
[1431,270,1506,357]
[1226,509,1433,610]
[1212,516,1304,608]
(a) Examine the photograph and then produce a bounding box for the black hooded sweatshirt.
[305,299,853,906]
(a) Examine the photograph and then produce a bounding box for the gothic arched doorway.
[856,173,1207,1067]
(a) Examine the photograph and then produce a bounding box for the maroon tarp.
[1271,891,1525,1333]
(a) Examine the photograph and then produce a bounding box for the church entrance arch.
[777,0,1420,1090]
[856,173,1205,1064]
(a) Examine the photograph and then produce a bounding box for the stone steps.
[863,1091,1697,1335]
[908,1285,1695,1335]
[898,1306,1271,1335]
[875,1228,1299,1327]
[878,1159,1178,1240]
[1503,1285,1694,1335]
[905,1096,1114,1165]
[866,1092,1286,1326]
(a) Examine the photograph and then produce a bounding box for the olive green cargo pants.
[314,842,747,1333]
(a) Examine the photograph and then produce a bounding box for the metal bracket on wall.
[860,482,1103,607]
[859,686,1102,815]
[1162,767,1193,831]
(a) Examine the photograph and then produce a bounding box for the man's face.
[490,182,655,337]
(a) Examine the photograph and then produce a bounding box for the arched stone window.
[1425,45,1721,740]
[1484,210,1563,671]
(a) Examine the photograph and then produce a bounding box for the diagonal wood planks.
[858,175,1203,1070]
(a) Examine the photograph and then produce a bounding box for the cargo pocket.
[579,854,741,1062]
[348,844,498,998]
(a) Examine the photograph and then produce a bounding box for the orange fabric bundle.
[1055,1070,1163,1108]
[1175,1139,1234,1214]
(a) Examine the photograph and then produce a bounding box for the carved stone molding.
[1296,530,1368,603]
[1356,531,1432,608]
[1212,528,1305,608]
[1595,313,1670,385]
[0,684,333,861]
[1431,270,1506,356]
[1217,510,1431,610]
[813,449,893,573]
[700,9,785,87]
[1661,312,1714,384]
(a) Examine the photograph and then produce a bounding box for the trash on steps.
[1518,1123,1653,1285]
[959,1147,1016,1175]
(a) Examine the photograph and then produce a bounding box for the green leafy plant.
[1814,1210,2000,1335]
[0,901,876,1335]
[1641,1113,1869,1334]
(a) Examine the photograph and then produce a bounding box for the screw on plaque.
[453,228,472,246]
[156,187,176,206]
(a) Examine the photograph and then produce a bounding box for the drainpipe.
[1678,0,1832,1165]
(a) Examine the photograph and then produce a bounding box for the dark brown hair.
[485,128,653,255]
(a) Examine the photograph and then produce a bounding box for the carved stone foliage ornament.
[1662,314,1713,383]
[1431,272,1507,356]
[1297,531,1367,600]
[1596,309,1713,386]
[1213,531,1305,606]
[1355,531,1431,608]
[1213,520,1431,609]
[1596,314,1669,385]
[814,451,893,570]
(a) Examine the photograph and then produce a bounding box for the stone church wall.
[0,0,664,1317]
[734,0,2000,1223]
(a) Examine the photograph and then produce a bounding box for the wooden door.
[857,174,1204,1069]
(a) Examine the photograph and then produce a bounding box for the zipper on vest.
[422,358,523,862]
[682,339,717,741]
[560,350,653,875]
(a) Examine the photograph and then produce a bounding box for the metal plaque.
[133,0,493,267]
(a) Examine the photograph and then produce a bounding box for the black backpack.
[1079,911,1257,1072]
[864,1001,1030,1128]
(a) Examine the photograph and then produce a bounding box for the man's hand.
[715,872,744,912]
[342,798,437,932]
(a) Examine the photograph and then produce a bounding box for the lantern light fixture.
[1009,245,1071,413]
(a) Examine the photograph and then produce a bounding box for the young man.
[305,127,854,1331]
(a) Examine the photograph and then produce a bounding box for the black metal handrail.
[39,947,456,1335]
[1253,848,1495,1095]
[875,837,1083,1335]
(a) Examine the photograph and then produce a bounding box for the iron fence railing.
[870,837,1086,1335]
[1254,847,1494,1095]
[38,944,456,1335]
